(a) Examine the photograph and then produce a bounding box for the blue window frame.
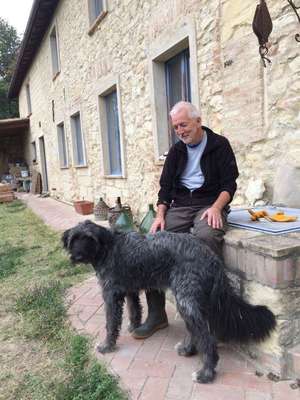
[50,26,60,77]
[89,0,104,23]
[71,113,85,166]
[104,90,122,176]
[57,122,68,168]
[165,48,191,145]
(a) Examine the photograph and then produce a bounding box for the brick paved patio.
[17,193,300,399]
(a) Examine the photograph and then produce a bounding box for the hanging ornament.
[252,0,273,67]
[287,0,300,42]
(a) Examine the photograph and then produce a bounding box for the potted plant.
[73,200,94,215]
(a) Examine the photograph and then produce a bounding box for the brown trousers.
[165,205,228,258]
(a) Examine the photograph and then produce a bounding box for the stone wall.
[18,0,300,218]
[223,228,300,378]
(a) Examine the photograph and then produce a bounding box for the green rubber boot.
[131,290,168,339]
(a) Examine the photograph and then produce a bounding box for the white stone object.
[245,178,265,205]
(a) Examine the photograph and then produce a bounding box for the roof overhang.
[0,118,30,137]
[8,0,60,99]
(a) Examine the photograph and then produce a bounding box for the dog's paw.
[175,341,197,357]
[192,368,215,384]
[96,342,116,354]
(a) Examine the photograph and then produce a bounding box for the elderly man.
[132,101,239,339]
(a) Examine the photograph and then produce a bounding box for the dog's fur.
[62,220,276,383]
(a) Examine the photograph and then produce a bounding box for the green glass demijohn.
[139,204,156,234]
[114,210,135,232]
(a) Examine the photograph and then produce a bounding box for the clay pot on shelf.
[74,200,94,215]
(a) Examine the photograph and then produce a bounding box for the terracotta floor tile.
[128,359,175,379]
[245,390,272,400]
[139,377,169,400]
[191,383,245,400]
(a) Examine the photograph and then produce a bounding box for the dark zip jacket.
[157,126,239,208]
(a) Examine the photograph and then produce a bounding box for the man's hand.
[150,216,165,234]
[149,204,167,234]
[200,207,223,229]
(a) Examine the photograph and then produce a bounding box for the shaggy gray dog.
[62,220,276,383]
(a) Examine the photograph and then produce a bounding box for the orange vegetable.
[247,209,269,221]
[269,213,297,222]
[247,209,297,223]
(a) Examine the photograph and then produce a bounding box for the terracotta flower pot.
[74,200,94,215]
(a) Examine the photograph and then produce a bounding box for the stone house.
[7,0,300,217]
[6,0,300,378]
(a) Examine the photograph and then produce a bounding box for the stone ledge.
[225,249,300,289]
[224,228,264,247]
[224,228,300,289]
[245,236,300,258]
[225,228,300,258]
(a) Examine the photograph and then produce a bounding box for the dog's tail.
[208,268,276,343]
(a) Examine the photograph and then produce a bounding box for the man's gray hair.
[170,101,201,119]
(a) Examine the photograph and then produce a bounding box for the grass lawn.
[0,200,128,400]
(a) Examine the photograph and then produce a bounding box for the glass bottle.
[115,210,135,232]
[139,204,156,234]
[108,196,123,228]
[114,196,122,211]
[123,204,133,224]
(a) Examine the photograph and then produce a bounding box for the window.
[165,49,191,145]
[103,89,122,176]
[50,26,60,77]
[148,22,200,160]
[31,141,37,162]
[70,113,86,166]
[88,0,107,32]
[97,79,124,177]
[57,122,68,168]
[26,83,32,115]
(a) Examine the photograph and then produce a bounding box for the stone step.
[223,228,300,289]
[287,344,300,378]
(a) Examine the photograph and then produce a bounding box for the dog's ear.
[94,225,114,246]
[81,221,114,246]
[62,229,71,249]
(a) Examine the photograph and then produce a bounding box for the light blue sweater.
[179,131,207,190]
